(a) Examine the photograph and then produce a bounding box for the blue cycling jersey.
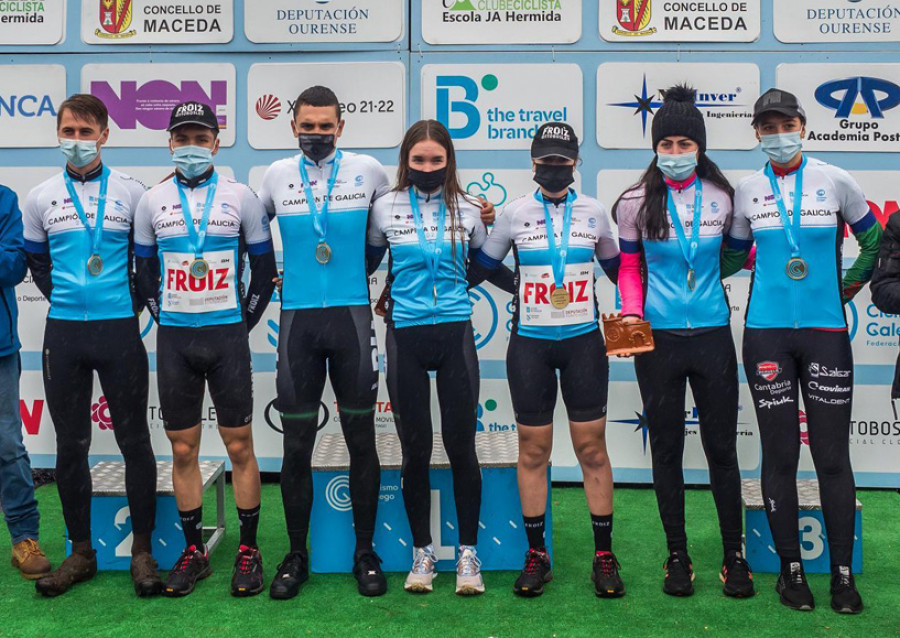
[258,150,391,310]
[368,187,487,328]
[477,189,620,341]
[616,177,733,330]
[728,156,874,329]
[133,171,273,328]
[22,166,146,321]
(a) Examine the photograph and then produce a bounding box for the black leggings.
[744,328,856,567]
[634,327,742,555]
[275,306,380,552]
[385,321,481,548]
[43,317,156,543]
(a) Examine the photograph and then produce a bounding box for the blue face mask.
[760,132,803,165]
[172,145,214,179]
[59,138,99,168]
[656,151,698,182]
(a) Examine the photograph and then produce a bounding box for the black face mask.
[533,163,575,193]
[408,167,446,193]
[298,134,335,163]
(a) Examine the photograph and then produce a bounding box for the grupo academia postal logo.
[96,0,136,39]
[612,0,655,37]
[815,76,900,119]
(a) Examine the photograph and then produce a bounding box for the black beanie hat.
[651,84,707,152]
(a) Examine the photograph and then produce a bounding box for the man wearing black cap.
[726,88,880,614]
[134,101,277,598]
[470,122,624,599]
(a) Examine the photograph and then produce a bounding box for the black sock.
[355,529,374,556]
[591,513,613,553]
[131,531,152,556]
[523,514,546,551]
[289,528,309,555]
[237,505,261,548]
[724,548,741,564]
[781,555,802,572]
[179,507,203,549]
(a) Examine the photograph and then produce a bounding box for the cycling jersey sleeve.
[0,188,26,289]
[722,179,754,278]
[365,196,389,276]
[467,203,513,287]
[22,186,52,298]
[614,192,645,318]
[594,204,621,284]
[823,166,884,302]
[239,186,274,256]
[120,173,147,210]
[371,160,393,201]
[258,164,277,217]
[135,254,160,322]
[132,192,157,258]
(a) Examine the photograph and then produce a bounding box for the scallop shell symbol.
[256,94,282,121]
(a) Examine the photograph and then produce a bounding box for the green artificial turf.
[0,483,897,638]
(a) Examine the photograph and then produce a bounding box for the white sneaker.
[456,546,485,596]
[404,545,437,593]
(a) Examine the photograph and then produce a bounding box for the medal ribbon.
[63,166,110,260]
[408,188,447,289]
[764,157,807,260]
[541,190,574,292]
[176,172,219,260]
[298,150,343,245]
[665,179,704,279]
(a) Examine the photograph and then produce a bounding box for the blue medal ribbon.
[665,178,704,291]
[176,172,219,260]
[63,166,110,266]
[764,157,807,260]
[408,188,447,303]
[541,190,574,293]
[298,151,343,247]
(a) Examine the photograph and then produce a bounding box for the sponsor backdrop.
[1,1,899,488]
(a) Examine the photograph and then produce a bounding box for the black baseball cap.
[752,89,807,127]
[531,122,579,160]
[167,101,219,132]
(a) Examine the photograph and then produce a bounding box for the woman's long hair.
[394,119,470,261]
[612,152,734,241]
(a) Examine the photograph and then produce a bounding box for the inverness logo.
[612,0,656,37]
[96,0,136,39]
[814,77,900,119]
[756,361,781,382]
[255,95,282,121]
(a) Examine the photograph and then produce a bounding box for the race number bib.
[518,263,595,326]
[162,250,237,313]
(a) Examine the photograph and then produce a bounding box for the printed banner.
[599,0,760,43]
[244,0,403,44]
[81,0,233,44]
[422,0,581,45]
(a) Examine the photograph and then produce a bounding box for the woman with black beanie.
[612,85,754,599]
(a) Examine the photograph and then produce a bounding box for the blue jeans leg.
[0,352,39,544]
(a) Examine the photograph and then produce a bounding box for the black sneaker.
[592,551,626,598]
[721,552,755,598]
[830,566,863,614]
[269,551,308,600]
[162,545,211,597]
[353,551,387,597]
[513,548,552,598]
[663,551,694,597]
[776,561,815,611]
[231,545,264,597]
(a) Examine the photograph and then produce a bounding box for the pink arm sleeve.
[618,250,644,318]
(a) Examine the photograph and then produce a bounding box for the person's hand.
[478,196,495,226]
[615,314,642,357]
[273,271,283,293]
